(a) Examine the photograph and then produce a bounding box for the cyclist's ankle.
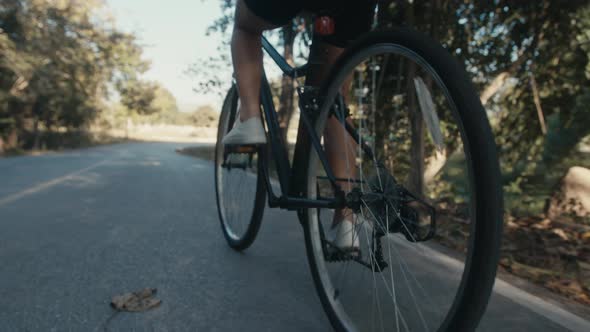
[238,105,261,122]
[333,208,353,226]
[239,114,260,122]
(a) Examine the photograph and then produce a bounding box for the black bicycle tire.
[214,85,266,251]
[302,28,504,332]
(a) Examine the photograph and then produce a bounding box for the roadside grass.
[175,145,216,161]
[1,130,127,158]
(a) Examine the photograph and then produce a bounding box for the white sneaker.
[222,117,267,145]
[329,219,360,252]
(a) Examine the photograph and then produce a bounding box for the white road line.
[391,238,590,332]
[0,157,114,207]
[492,278,590,332]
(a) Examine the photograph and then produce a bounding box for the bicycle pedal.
[325,247,361,262]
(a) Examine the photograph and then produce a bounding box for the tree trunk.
[405,2,425,198]
[277,26,296,145]
[7,128,18,149]
[529,72,547,135]
[408,63,425,197]
[424,149,447,184]
[32,118,41,150]
[480,72,509,105]
[420,0,447,187]
[480,49,529,106]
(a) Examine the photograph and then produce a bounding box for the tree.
[191,105,219,128]
[0,0,153,149]
[137,84,185,125]
[117,79,159,116]
[375,0,590,197]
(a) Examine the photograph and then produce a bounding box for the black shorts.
[243,0,377,47]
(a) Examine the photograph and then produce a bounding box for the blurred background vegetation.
[0,0,217,153]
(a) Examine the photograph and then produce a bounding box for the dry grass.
[101,124,217,143]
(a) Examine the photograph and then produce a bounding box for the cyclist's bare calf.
[307,47,357,225]
[232,0,277,121]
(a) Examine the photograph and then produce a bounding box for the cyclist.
[223,0,378,252]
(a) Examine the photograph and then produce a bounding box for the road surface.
[0,142,588,331]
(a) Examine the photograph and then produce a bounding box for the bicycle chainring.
[362,166,435,242]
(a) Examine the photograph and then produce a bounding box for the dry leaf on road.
[111,288,161,312]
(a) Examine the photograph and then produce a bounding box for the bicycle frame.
[257,36,349,211]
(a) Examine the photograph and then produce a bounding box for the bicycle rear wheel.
[302,29,503,331]
[215,85,266,251]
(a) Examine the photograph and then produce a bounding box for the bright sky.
[105,0,227,112]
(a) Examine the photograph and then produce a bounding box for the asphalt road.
[0,142,588,332]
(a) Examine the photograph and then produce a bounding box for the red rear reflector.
[314,16,335,36]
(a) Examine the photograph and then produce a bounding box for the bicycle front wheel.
[303,29,503,332]
[215,85,266,251]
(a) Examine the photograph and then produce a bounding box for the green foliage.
[376,1,590,210]
[117,79,159,116]
[104,82,217,128]
[0,0,161,149]
[185,0,234,96]
[542,90,590,167]
[189,105,219,128]
[198,0,590,211]
[204,0,590,212]
[98,82,186,128]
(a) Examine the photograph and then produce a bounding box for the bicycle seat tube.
[289,29,343,198]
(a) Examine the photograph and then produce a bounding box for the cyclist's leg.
[325,102,356,225]
[232,0,277,122]
[232,0,303,122]
[309,0,376,227]
[305,43,355,226]
[225,0,302,145]
[307,45,360,250]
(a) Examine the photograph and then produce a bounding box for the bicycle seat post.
[304,15,336,86]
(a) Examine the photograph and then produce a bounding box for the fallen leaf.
[545,280,590,305]
[552,228,569,241]
[532,219,552,230]
[506,220,519,229]
[111,288,161,312]
[557,246,578,257]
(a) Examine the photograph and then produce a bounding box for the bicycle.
[214,15,503,332]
